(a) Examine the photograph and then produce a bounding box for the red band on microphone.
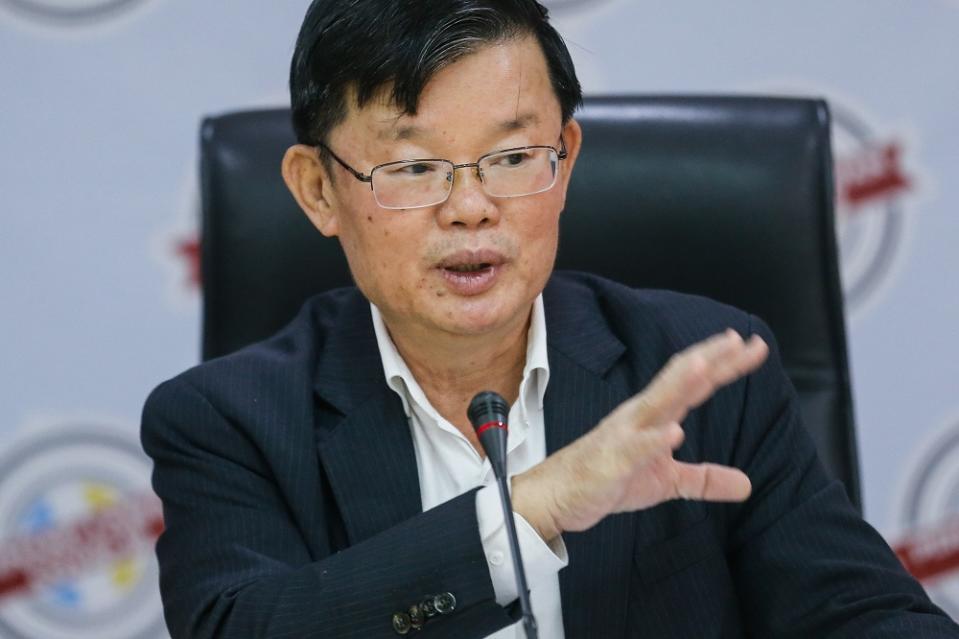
[475,420,507,436]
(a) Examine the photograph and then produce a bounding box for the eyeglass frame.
[315,135,569,209]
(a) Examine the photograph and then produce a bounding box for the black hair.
[289,0,582,151]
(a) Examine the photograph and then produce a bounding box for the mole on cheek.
[367,216,373,222]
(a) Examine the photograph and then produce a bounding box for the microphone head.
[467,391,509,431]
[468,391,509,478]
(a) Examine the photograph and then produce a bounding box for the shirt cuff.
[476,482,568,606]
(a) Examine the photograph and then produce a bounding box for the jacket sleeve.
[727,316,959,637]
[141,376,520,639]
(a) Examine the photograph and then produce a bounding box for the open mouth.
[444,263,493,273]
[436,251,505,295]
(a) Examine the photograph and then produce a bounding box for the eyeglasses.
[317,137,568,210]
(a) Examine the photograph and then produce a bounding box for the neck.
[383,306,532,443]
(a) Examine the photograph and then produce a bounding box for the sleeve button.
[420,597,438,618]
[433,592,456,615]
[392,612,412,635]
[409,604,425,629]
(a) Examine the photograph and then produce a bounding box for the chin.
[439,295,529,336]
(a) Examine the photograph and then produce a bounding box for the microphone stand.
[469,391,538,639]
[494,469,538,639]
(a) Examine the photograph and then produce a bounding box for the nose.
[436,164,501,229]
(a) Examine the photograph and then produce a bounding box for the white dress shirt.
[370,296,567,639]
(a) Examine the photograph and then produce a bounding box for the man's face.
[315,36,580,342]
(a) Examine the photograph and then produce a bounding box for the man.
[141,1,958,637]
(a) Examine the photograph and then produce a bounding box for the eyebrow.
[497,112,540,132]
[377,123,425,141]
[376,112,541,141]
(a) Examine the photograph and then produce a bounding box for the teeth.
[448,263,488,272]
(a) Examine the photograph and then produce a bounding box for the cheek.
[340,214,438,307]
[336,213,393,293]
[520,207,561,269]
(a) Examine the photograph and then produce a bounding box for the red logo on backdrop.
[895,518,959,584]
[0,493,162,600]
[895,418,959,619]
[837,142,911,210]
[0,424,165,639]
[175,236,201,290]
[830,101,917,315]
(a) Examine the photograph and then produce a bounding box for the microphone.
[468,391,538,639]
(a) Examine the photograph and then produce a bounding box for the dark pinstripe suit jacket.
[142,272,956,638]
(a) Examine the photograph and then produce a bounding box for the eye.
[495,152,532,167]
[405,163,435,175]
[385,162,436,177]
[402,162,436,175]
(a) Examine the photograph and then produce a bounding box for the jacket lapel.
[542,275,636,639]
[312,291,422,545]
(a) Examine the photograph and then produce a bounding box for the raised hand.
[512,329,769,542]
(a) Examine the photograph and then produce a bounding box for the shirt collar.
[523,295,550,410]
[370,296,551,418]
[369,305,417,418]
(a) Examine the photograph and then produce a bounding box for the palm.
[533,330,767,538]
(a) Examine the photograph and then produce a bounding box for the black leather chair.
[199,95,861,511]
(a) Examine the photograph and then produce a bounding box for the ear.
[554,117,583,201]
[281,144,340,237]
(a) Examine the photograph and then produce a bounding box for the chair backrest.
[199,95,861,510]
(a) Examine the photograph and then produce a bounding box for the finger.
[669,331,768,407]
[633,331,768,424]
[616,421,685,465]
[615,331,740,423]
[660,421,685,450]
[700,331,769,390]
[671,461,751,502]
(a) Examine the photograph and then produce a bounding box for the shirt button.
[488,550,505,566]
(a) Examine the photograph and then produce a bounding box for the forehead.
[338,36,561,146]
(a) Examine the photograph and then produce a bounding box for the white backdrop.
[1,1,956,635]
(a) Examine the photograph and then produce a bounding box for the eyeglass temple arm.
[317,143,373,183]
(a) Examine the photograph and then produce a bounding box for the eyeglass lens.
[371,147,560,209]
